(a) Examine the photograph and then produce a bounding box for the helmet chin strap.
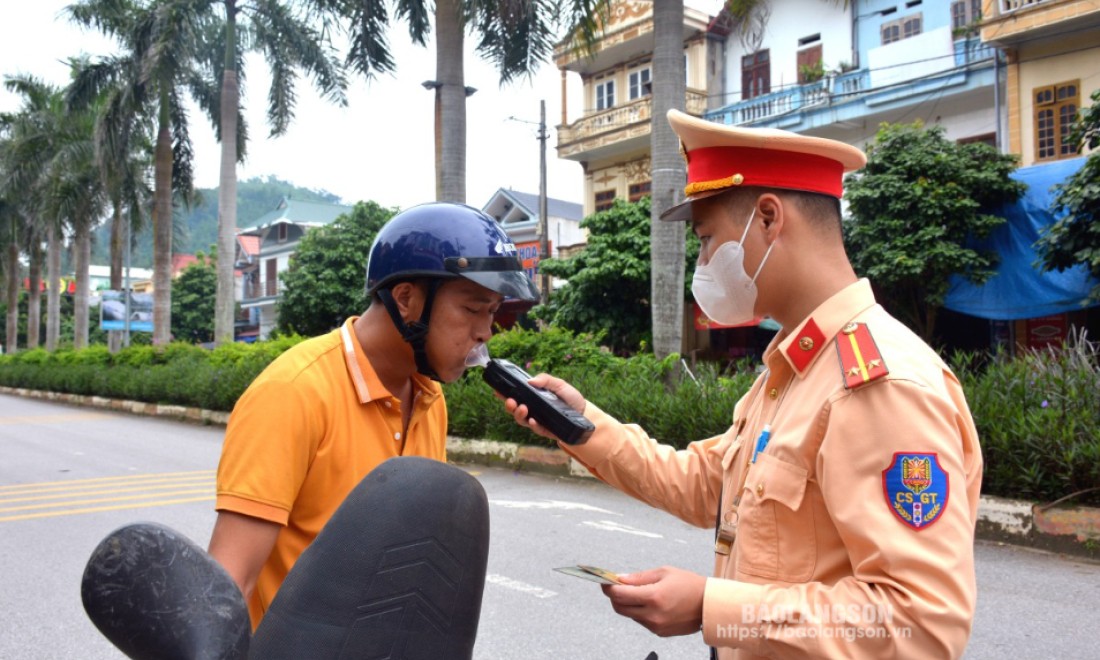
[377,280,443,382]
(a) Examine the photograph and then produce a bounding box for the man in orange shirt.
[505,111,982,658]
[208,202,538,627]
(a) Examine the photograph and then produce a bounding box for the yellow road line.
[0,412,113,425]
[0,469,215,491]
[0,496,215,523]
[0,479,215,504]
[0,488,213,513]
[0,476,215,498]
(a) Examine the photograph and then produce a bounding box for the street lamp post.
[123,210,132,348]
[537,100,550,306]
[508,101,551,306]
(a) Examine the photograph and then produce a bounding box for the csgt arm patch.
[882,453,949,530]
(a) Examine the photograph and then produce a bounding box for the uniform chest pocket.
[736,452,817,582]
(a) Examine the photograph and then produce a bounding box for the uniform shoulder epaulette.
[835,322,889,389]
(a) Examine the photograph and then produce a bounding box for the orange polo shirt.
[215,317,447,627]
[564,279,982,659]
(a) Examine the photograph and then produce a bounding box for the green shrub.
[444,339,756,448]
[486,325,618,373]
[2,326,1097,506]
[956,329,1100,505]
[0,336,304,412]
[114,345,158,368]
[72,345,112,366]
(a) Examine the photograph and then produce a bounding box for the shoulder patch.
[881,453,949,530]
[835,322,889,389]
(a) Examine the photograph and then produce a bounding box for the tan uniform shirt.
[564,279,982,659]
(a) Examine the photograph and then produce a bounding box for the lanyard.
[714,368,792,555]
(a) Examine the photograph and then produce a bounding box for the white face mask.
[691,209,775,326]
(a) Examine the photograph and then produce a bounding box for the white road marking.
[582,520,664,538]
[485,574,558,599]
[489,499,618,515]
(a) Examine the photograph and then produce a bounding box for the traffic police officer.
[505,110,983,659]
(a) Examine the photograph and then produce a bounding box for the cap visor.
[462,270,540,302]
[658,188,730,222]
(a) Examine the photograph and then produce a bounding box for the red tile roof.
[237,235,261,258]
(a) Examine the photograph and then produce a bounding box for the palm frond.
[342,0,396,78]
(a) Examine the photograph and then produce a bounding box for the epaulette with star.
[835,322,889,389]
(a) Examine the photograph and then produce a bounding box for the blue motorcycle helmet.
[366,202,539,380]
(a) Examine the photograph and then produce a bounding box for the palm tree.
[0,195,24,355]
[201,0,346,346]
[69,0,216,344]
[0,76,68,352]
[68,55,154,350]
[7,72,109,350]
[45,106,107,349]
[24,231,43,349]
[342,0,604,203]
[649,0,688,359]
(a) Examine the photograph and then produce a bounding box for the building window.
[596,77,615,111]
[882,14,922,44]
[265,258,277,297]
[628,181,651,202]
[276,223,288,243]
[797,44,823,84]
[957,133,996,148]
[1035,80,1080,161]
[741,49,770,100]
[951,0,982,30]
[594,190,616,213]
[628,65,652,100]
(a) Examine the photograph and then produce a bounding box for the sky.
[0,1,642,216]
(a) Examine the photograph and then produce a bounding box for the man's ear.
[756,193,784,241]
[389,282,423,322]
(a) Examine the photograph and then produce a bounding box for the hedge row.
[0,327,1096,505]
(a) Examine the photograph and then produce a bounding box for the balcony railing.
[557,89,708,147]
[708,77,837,126]
[706,37,993,127]
[954,36,996,66]
[999,0,1052,14]
[243,278,281,301]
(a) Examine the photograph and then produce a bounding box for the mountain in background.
[90,176,343,269]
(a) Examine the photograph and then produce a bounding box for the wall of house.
[582,150,652,216]
[1012,32,1100,165]
[580,37,709,113]
[855,0,941,63]
[259,304,277,340]
[549,216,588,251]
[721,0,852,105]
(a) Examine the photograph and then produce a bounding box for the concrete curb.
[5,386,1098,559]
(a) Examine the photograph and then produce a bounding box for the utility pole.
[537,100,550,306]
[123,210,132,348]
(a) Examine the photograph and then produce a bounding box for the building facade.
[237,197,353,339]
[553,0,712,217]
[482,188,586,284]
[956,0,1100,351]
[705,0,997,148]
[980,0,1100,163]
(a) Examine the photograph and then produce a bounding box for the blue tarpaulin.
[943,157,1099,321]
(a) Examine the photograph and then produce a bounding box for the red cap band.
[686,146,845,198]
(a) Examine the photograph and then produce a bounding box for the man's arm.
[208,511,282,601]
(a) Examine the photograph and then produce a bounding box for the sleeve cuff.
[555,401,620,474]
[701,577,771,651]
[216,493,290,526]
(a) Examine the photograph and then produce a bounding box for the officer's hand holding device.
[468,345,594,445]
